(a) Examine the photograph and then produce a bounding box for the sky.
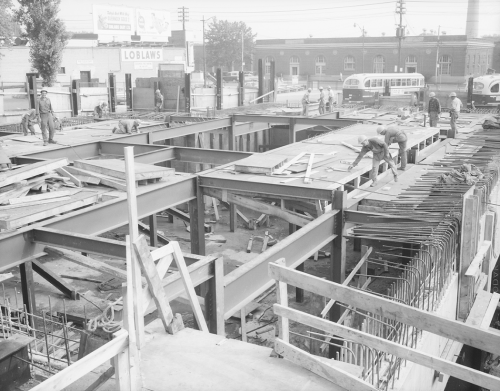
[59,0,500,40]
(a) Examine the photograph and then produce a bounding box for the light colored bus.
[343,73,425,105]
[472,74,500,107]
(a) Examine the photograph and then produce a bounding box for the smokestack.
[465,0,480,38]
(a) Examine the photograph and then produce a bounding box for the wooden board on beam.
[74,159,174,181]
[0,159,69,188]
[234,154,289,174]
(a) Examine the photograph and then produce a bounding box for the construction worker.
[348,135,398,187]
[20,109,37,136]
[428,92,441,127]
[155,89,164,112]
[377,125,407,171]
[318,86,325,114]
[38,89,56,146]
[327,86,335,112]
[302,88,312,116]
[112,119,140,134]
[93,101,108,119]
[449,92,463,138]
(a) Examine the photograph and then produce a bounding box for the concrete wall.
[0,46,187,86]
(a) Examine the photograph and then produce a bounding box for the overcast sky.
[60,0,500,40]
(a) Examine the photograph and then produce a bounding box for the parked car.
[222,71,239,82]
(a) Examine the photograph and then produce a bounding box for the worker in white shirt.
[327,86,335,112]
[449,92,463,138]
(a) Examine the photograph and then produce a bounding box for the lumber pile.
[71,159,175,191]
[0,159,99,230]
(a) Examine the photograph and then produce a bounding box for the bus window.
[407,79,411,86]
[420,79,424,86]
[491,83,499,93]
[377,79,383,87]
[365,80,370,87]
[402,79,407,86]
[411,79,417,86]
[391,79,396,86]
[396,79,401,86]
[370,79,377,87]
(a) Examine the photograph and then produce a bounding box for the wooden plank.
[29,330,128,391]
[274,305,500,391]
[480,293,500,330]
[0,158,69,188]
[273,152,306,175]
[321,247,373,317]
[74,175,101,185]
[269,262,500,355]
[65,166,127,191]
[275,258,289,342]
[303,153,315,184]
[459,195,475,319]
[171,241,209,333]
[466,290,493,327]
[0,191,98,229]
[0,196,71,210]
[133,235,175,332]
[234,154,289,174]
[74,159,174,181]
[6,190,75,205]
[275,339,377,391]
[55,167,82,187]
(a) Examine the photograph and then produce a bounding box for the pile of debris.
[438,164,484,185]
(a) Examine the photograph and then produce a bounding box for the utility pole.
[178,7,189,32]
[435,26,441,82]
[354,24,366,73]
[396,0,406,73]
[241,31,244,72]
[203,16,207,87]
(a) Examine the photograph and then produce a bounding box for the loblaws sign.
[121,48,163,62]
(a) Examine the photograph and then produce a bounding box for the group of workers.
[20,89,59,146]
[427,91,462,137]
[302,86,336,115]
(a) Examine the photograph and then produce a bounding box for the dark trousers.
[40,113,55,142]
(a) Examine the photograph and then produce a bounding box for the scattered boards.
[234,154,289,174]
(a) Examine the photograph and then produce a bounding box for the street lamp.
[354,23,366,73]
[202,16,216,87]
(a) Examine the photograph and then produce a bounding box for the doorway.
[80,71,91,83]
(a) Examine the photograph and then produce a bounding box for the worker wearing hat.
[327,86,335,112]
[377,125,407,171]
[318,86,325,114]
[427,92,441,127]
[93,101,108,119]
[448,92,463,138]
[112,119,141,134]
[348,135,398,187]
[38,89,56,146]
[302,88,312,116]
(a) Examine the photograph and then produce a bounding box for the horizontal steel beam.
[199,176,335,201]
[233,114,291,125]
[169,115,216,122]
[174,147,252,165]
[100,142,170,156]
[232,121,272,137]
[18,142,101,161]
[232,114,359,129]
[150,118,231,142]
[345,210,425,224]
[0,176,197,271]
[294,117,359,128]
[223,209,339,318]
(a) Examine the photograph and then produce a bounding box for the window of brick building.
[344,56,355,71]
[290,56,300,76]
[315,55,326,75]
[405,55,417,73]
[438,55,451,75]
[373,55,385,73]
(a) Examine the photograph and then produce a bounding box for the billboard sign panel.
[93,5,134,35]
[136,9,171,41]
[121,48,163,62]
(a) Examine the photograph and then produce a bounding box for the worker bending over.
[112,119,140,134]
[377,125,407,171]
[93,102,108,119]
[348,135,398,187]
[21,109,37,136]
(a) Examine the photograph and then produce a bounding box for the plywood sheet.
[234,154,289,174]
[74,159,174,181]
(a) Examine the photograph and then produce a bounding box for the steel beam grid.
[174,147,252,165]
[233,114,359,128]
[0,176,197,271]
[223,209,339,318]
[199,176,335,201]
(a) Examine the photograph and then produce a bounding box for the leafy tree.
[206,19,255,71]
[0,0,15,48]
[16,0,68,86]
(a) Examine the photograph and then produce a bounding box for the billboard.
[93,5,134,35]
[136,9,171,41]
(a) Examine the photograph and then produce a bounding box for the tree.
[0,0,15,47]
[16,0,68,86]
[206,19,255,71]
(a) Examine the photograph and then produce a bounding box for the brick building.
[254,35,497,82]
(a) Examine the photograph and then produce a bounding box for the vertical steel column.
[26,73,38,112]
[269,61,276,102]
[329,190,347,358]
[189,179,206,256]
[184,73,191,113]
[288,118,296,144]
[125,73,133,111]
[257,59,264,103]
[206,257,225,336]
[20,261,36,315]
[70,79,80,116]
[216,68,222,110]
[149,214,159,247]
[108,73,116,113]
[238,71,245,106]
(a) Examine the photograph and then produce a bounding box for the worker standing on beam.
[448,92,463,138]
[348,135,398,187]
[302,88,311,116]
[155,89,164,112]
[327,86,335,112]
[377,125,407,171]
[318,86,325,114]
[427,92,441,127]
[38,89,56,146]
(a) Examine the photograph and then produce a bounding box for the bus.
[471,74,500,107]
[343,73,425,105]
